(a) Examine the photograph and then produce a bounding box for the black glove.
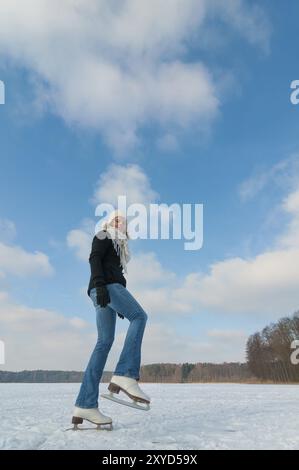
[95,286,110,308]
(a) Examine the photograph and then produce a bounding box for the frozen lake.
[0,382,298,450]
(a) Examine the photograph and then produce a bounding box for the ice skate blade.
[65,422,113,432]
[101,392,150,411]
[65,417,113,432]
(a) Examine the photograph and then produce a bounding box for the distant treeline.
[0,362,256,383]
[140,362,255,383]
[246,311,299,383]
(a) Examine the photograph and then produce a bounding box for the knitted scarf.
[101,211,131,273]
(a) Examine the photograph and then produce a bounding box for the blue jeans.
[75,283,148,409]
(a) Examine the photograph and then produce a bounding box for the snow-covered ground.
[0,383,298,450]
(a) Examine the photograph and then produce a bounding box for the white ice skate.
[66,406,113,431]
[101,375,151,411]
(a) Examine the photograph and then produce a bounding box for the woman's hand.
[95,286,110,307]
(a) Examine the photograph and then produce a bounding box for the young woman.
[72,210,150,429]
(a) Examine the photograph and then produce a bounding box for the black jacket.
[87,229,127,297]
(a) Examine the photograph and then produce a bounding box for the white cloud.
[275,188,299,249]
[127,252,192,316]
[0,0,270,153]
[174,250,299,317]
[66,218,95,261]
[69,316,89,329]
[0,220,53,279]
[0,241,54,278]
[142,323,246,363]
[238,154,299,202]
[92,163,159,207]
[0,291,95,370]
[128,252,176,288]
[208,0,271,52]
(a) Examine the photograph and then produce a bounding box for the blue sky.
[0,0,299,370]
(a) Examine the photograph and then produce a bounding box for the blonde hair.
[101,210,130,239]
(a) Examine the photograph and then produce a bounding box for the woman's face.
[111,215,126,231]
